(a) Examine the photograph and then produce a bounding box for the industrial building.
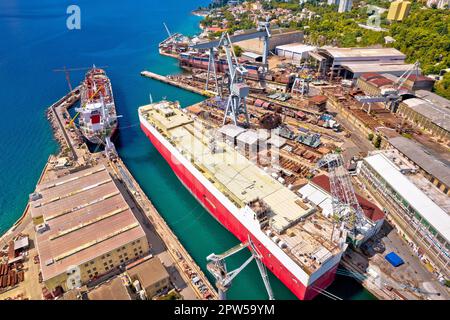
[356,72,434,96]
[31,165,149,293]
[310,47,413,79]
[397,93,450,142]
[387,0,411,21]
[387,137,450,195]
[87,277,132,300]
[357,73,395,96]
[275,43,317,63]
[126,255,170,299]
[234,29,304,55]
[358,152,450,278]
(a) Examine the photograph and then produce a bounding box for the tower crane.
[206,236,274,300]
[313,153,374,246]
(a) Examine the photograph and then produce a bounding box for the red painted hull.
[141,122,339,300]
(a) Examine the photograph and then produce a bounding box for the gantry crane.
[190,22,271,126]
[206,236,274,300]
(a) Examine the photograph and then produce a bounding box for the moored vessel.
[138,100,348,300]
[77,67,118,145]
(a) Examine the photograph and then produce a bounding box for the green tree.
[373,135,382,149]
[233,45,243,57]
[434,72,450,100]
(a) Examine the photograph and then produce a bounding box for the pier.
[141,70,215,97]
[46,86,89,163]
[110,158,218,300]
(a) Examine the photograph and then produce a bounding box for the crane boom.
[314,153,370,246]
[206,237,274,300]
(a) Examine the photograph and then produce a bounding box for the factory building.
[310,47,414,79]
[126,256,170,299]
[357,73,395,96]
[358,152,450,278]
[234,29,304,55]
[387,0,411,21]
[387,137,450,196]
[397,92,450,142]
[30,165,149,293]
[275,43,317,63]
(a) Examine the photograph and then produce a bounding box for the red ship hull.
[141,123,339,300]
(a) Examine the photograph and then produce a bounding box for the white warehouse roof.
[321,47,405,60]
[276,43,316,55]
[364,153,450,242]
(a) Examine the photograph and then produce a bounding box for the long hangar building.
[30,165,149,293]
[309,47,417,79]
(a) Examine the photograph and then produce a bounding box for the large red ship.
[138,101,347,300]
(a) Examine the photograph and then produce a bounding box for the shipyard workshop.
[30,165,151,295]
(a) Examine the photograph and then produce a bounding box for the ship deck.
[139,102,342,273]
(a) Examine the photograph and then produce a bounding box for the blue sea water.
[0,0,374,300]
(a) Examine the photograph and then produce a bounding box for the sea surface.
[0,0,374,300]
